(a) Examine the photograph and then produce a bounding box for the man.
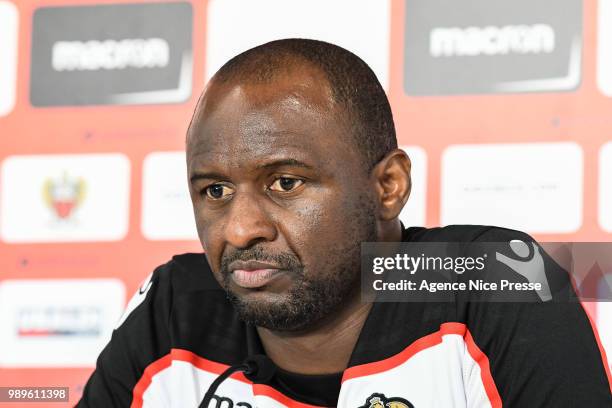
[78,39,611,407]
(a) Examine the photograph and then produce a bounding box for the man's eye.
[269,177,304,192]
[203,184,233,199]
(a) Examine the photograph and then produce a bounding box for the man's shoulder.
[405,224,534,243]
[118,252,228,333]
[167,252,211,278]
[152,252,231,313]
[170,251,209,268]
[151,252,223,291]
[126,253,244,360]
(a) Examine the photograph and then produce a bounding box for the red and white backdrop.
[0,0,611,405]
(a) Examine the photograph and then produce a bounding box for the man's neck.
[256,296,373,375]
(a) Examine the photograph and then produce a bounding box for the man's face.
[187,65,378,331]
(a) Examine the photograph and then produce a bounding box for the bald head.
[188,38,397,172]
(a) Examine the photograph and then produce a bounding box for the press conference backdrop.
[0,0,611,405]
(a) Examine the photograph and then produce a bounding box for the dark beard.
[219,196,378,332]
[224,260,359,331]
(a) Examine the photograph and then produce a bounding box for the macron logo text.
[52,38,169,71]
[430,24,555,57]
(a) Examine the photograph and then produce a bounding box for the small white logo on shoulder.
[496,240,552,301]
[115,272,154,329]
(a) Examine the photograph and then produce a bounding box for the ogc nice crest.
[359,393,414,408]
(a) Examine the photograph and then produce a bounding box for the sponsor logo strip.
[403,0,582,95]
[30,2,192,106]
[0,279,125,367]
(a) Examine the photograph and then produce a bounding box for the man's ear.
[371,149,411,221]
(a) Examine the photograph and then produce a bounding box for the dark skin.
[187,62,411,375]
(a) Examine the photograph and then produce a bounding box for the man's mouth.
[226,258,299,290]
[231,268,282,289]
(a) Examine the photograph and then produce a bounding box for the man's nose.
[224,191,277,248]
